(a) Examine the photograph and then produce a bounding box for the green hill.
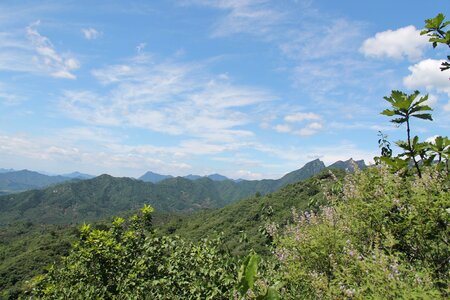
[159,169,344,255]
[0,170,74,194]
[0,159,327,225]
[0,223,76,299]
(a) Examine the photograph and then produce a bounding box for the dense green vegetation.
[0,159,327,225]
[27,206,240,299]
[0,170,75,195]
[273,166,448,298]
[0,160,331,298]
[0,223,76,299]
[160,169,345,255]
[24,164,449,299]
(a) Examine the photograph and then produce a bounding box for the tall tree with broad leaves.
[381,90,433,178]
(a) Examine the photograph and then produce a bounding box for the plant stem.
[406,116,422,178]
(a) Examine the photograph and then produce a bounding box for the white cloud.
[307,121,322,130]
[0,82,23,105]
[60,54,275,145]
[360,25,428,61]
[444,101,450,112]
[425,135,439,144]
[274,121,323,137]
[423,93,438,107]
[403,59,450,96]
[233,169,264,180]
[184,0,283,37]
[274,124,291,133]
[285,112,321,122]
[295,121,323,136]
[0,133,197,177]
[136,42,146,53]
[0,21,79,79]
[81,27,100,40]
[26,21,80,79]
[281,18,363,61]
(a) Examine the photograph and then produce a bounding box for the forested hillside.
[160,169,345,255]
[0,159,329,225]
[0,170,75,195]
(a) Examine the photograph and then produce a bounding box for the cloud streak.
[60,53,276,146]
[0,21,80,79]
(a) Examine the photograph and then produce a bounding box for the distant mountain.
[0,174,237,225]
[0,158,364,225]
[206,174,230,181]
[182,174,232,181]
[0,168,15,174]
[0,170,73,194]
[139,171,173,183]
[0,159,331,225]
[328,158,366,172]
[138,172,232,183]
[277,159,326,188]
[62,172,95,180]
[183,174,202,180]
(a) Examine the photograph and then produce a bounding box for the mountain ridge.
[0,158,338,225]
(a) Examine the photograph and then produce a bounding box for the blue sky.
[0,0,448,179]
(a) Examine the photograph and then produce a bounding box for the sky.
[0,0,449,179]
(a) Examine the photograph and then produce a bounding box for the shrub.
[273,166,449,299]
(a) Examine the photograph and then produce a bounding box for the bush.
[273,166,449,299]
[26,205,238,299]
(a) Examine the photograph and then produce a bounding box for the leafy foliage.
[421,13,450,71]
[380,90,433,177]
[272,166,449,299]
[235,251,281,300]
[160,170,344,255]
[0,223,75,299]
[378,89,449,177]
[27,205,238,299]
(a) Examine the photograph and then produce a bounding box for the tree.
[380,90,432,177]
[421,13,450,71]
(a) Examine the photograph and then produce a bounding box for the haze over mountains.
[139,171,234,183]
[0,158,366,196]
[0,158,365,225]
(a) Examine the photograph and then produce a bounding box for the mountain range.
[0,170,75,195]
[0,158,365,225]
[0,158,364,296]
[138,171,233,183]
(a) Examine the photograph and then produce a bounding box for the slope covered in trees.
[0,170,76,195]
[0,159,330,225]
[159,169,345,255]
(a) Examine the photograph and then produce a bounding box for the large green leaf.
[380,109,395,116]
[412,113,433,121]
[237,251,260,294]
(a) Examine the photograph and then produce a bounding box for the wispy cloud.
[60,53,276,146]
[254,141,376,167]
[182,0,284,37]
[81,27,101,40]
[273,111,323,137]
[0,82,23,105]
[183,0,374,106]
[0,20,80,79]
